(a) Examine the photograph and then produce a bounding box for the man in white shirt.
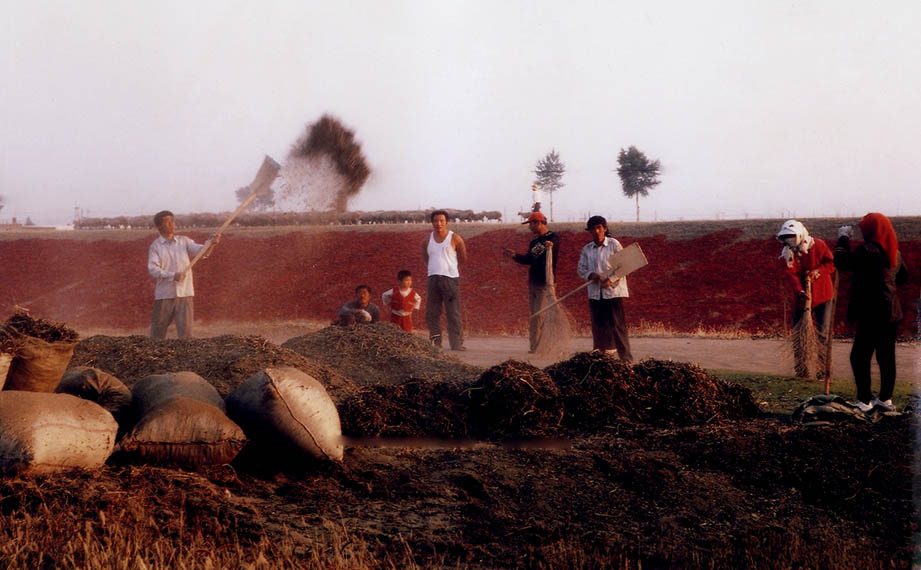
[147,210,219,339]
[576,215,633,361]
[421,209,468,350]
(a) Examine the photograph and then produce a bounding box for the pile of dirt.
[70,335,358,403]
[465,360,564,439]
[2,310,79,344]
[546,353,760,428]
[281,323,482,386]
[1,416,910,569]
[339,379,470,439]
[340,355,762,442]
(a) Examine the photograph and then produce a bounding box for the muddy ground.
[2,325,918,568]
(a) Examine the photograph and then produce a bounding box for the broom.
[791,275,820,379]
[532,246,572,356]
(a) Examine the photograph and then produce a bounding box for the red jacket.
[389,287,418,313]
[782,238,836,306]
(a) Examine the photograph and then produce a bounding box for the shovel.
[186,155,280,272]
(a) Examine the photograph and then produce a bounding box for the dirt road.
[451,335,919,383]
[79,321,919,383]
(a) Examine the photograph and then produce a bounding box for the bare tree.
[616,146,661,222]
[533,149,565,221]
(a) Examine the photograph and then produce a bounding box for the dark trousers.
[426,275,463,349]
[851,319,898,403]
[588,297,633,361]
[150,297,194,339]
[527,284,546,352]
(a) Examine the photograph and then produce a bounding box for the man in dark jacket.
[504,211,560,353]
[834,212,909,412]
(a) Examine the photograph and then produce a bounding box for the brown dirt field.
[1,328,917,568]
[1,219,919,568]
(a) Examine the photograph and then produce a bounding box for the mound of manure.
[281,323,482,386]
[3,311,79,344]
[71,335,358,404]
[466,360,563,440]
[632,359,760,425]
[543,352,648,430]
[545,353,759,428]
[339,379,470,439]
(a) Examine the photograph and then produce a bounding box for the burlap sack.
[118,372,245,466]
[0,391,118,475]
[4,334,76,392]
[57,366,133,425]
[130,371,225,416]
[226,367,343,462]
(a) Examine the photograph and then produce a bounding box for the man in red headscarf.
[834,213,909,412]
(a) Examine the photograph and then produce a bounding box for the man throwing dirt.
[577,215,633,361]
[147,210,218,339]
[422,209,468,350]
[503,211,559,353]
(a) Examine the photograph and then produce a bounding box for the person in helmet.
[775,219,836,335]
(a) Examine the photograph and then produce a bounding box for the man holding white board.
[576,215,634,361]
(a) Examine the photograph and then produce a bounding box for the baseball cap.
[522,212,547,224]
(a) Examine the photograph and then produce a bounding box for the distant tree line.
[74,208,503,230]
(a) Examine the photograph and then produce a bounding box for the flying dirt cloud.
[280,115,371,214]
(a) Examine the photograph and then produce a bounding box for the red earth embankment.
[1,219,918,338]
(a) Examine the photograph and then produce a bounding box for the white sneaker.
[872,398,895,411]
[854,400,873,413]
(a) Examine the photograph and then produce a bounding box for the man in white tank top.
[421,209,468,350]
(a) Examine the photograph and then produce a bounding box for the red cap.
[522,212,547,224]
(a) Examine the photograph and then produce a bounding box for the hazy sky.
[3,1,920,225]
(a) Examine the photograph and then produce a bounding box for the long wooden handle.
[187,155,280,271]
[824,272,839,395]
[531,279,590,318]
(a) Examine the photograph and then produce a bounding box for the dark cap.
[522,211,547,224]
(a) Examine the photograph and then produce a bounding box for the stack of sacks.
[118,371,246,466]
[0,315,118,475]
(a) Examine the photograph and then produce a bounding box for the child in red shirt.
[381,270,422,332]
